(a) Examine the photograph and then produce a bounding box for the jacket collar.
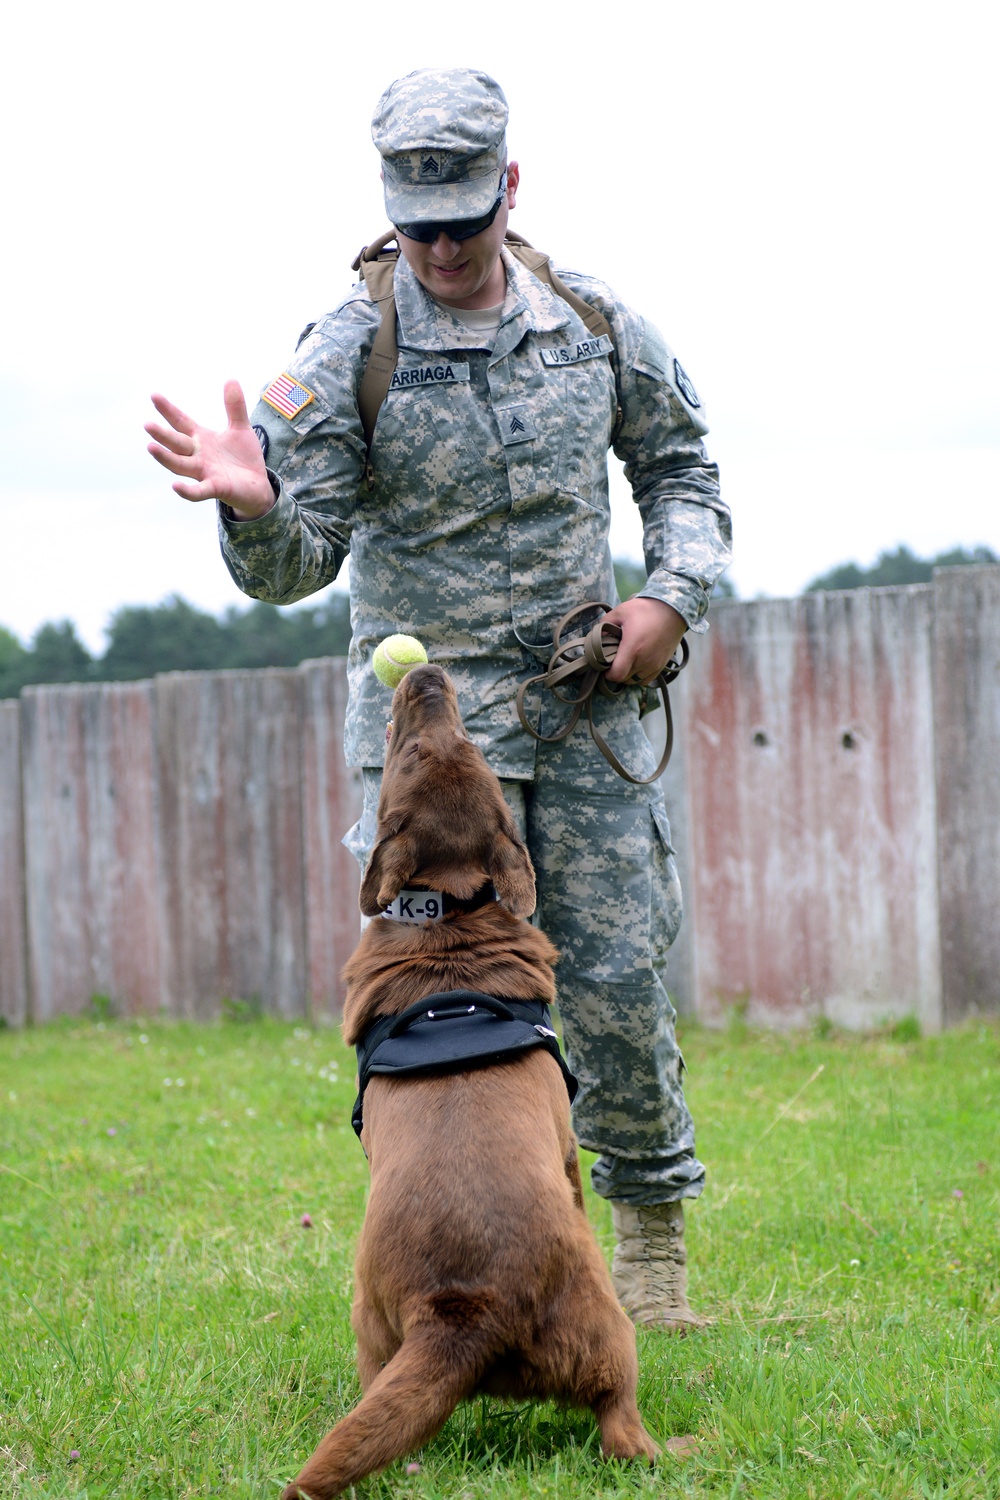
[393,248,571,355]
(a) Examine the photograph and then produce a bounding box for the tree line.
[0,546,993,699]
[803,544,996,594]
[0,595,353,700]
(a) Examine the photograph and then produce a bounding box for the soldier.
[146,67,732,1330]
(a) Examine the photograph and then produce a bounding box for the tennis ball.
[372,634,428,689]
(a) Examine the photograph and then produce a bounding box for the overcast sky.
[3,0,997,652]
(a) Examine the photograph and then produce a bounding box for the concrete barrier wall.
[676,586,944,1029]
[1,567,997,1026]
[299,658,364,1022]
[20,683,162,1021]
[154,670,310,1019]
[0,700,28,1025]
[932,566,1000,1024]
[10,659,361,1023]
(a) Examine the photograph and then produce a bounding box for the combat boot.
[610,1200,703,1332]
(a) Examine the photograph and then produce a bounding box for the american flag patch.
[261,373,315,421]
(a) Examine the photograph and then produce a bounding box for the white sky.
[2,0,997,653]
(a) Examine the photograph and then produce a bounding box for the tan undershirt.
[439,301,505,349]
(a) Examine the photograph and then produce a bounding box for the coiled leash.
[515,603,689,786]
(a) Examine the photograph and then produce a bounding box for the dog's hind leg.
[351,1289,400,1392]
[555,1279,660,1463]
[281,1300,498,1500]
[591,1382,660,1462]
[585,1309,660,1462]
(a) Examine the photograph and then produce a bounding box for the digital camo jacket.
[219,245,732,774]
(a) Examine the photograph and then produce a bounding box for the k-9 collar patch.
[540,334,614,367]
[389,360,470,391]
[673,359,701,408]
[380,888,445,924]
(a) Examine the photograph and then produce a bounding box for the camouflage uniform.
[218,79,731,1204]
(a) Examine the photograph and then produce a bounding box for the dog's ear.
[359,829,417,916]
[488,812,537,918]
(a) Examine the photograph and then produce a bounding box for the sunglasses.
[396,171,508,245]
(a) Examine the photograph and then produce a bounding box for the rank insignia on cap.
[420,153,440,176]
[673,359,701,409]
[262,373,315,421]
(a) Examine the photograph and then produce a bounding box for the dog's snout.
[393,663,453,708]
[409,664,448,692]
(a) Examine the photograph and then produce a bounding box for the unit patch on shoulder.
[673,359,701,408]
[540,334,614,367]
[252,424,270,461]
[388,360,470,392]
[261,374,315,421]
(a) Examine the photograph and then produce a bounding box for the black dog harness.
[352,990,578,1139]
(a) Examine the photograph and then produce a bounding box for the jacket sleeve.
[614,307,731,630]
[217,300,375,605]
[565,276,732,631]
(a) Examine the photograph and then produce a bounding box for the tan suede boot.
[610,1201,703,1332]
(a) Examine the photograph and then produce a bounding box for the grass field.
[1,1013,998,1499]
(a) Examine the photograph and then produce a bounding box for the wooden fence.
[2,567,998,1028]
[662,564,1000,1030]
[2,660,361,1023]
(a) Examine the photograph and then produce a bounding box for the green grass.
[1,1014,998,1499]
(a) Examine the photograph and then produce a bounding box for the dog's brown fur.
[281,665,658,1500]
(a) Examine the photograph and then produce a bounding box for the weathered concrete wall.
[0,700,28,1024]
[2,570,997,1026]
[932,565,1000,1023]
[154,670,309,1019]
[682,586,943,1029]
[20,683,162,1020]
[8,660,358,1022]
[298,657,363,1019]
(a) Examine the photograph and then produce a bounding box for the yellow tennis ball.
[372,634,428,689]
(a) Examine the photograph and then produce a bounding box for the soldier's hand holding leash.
[145,380,275,522]
[602,595,687,685]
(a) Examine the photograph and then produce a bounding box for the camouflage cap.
[372,68,508,224]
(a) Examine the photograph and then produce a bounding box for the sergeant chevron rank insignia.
[540,335,614,367]
[496,405,537,445]
[388,360,470,391]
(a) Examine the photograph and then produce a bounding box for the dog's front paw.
[280,1468,348,1500]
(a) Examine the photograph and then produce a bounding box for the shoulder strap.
[352,232,401,472]
[502,230,614,344]
[349,231,617,481]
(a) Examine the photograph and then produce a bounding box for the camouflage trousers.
[344,686,705,1207]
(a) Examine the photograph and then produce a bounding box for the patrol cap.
[372,68,508,225]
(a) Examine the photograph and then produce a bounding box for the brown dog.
[281,665,658,1500]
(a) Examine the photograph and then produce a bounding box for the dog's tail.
[282,1291,501,1500]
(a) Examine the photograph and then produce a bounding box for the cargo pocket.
[341,769,382,874]
[650,801,683,954]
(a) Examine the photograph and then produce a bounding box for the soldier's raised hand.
[145,380,276,521]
